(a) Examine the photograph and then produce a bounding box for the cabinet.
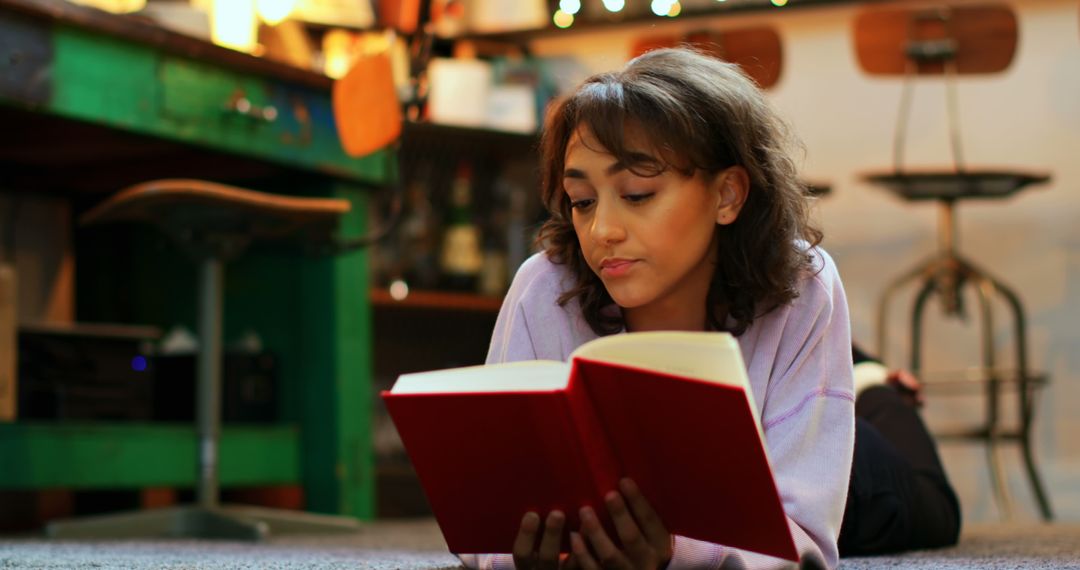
[0,0,382,521]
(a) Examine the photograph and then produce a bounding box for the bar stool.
[47,179,361,539]
[855,5,1054,520]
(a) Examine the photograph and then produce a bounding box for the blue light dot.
[131,355,148,372]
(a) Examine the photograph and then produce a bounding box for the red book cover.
[381,332,798,562]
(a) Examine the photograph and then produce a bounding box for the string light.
[551,0,787,26]
[601,0,625,13]
[553,9,575,28]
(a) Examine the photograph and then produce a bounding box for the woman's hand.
[513,510,572,570]
[886,368,924,406]
[570,478,673,570]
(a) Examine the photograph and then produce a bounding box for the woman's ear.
[715,166,749,225]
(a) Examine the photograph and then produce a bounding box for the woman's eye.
[570,198,595,210]
[623,192,655,204]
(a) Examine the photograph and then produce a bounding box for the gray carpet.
[1,519,1078,569]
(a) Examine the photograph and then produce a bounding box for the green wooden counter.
[0,0,386,519]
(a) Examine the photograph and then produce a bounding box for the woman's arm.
[664,250,856,570]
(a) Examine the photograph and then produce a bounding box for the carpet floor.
[1,518,1077,569]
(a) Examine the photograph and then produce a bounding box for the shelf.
[0,422,300,489]
[401,121,538,162]
[371,288,504,312]
[453,0,860,43]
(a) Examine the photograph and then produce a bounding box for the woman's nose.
[589,198,626,245]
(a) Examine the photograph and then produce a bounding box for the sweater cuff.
[853,361,888,397]
[456,554,515,570]
[664,535,726,570]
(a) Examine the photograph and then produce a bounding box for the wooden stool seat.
[80,179,350,255]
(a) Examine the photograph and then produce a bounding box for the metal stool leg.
[877,257,936,362]
[993,276,1054,520]
[970,273,1013,520]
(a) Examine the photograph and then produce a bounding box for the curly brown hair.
[536,47,823,337]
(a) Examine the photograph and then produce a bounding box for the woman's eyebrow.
[564,162,631,180]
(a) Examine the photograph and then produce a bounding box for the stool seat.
[80,179,351,251]
[50,179,362,540]
[863,169,1050,201]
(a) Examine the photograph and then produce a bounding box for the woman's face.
[562,125,745,322]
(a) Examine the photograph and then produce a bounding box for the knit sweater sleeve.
[665,249,856,570]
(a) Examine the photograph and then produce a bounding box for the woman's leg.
[838,386,961,556]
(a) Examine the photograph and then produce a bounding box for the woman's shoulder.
[504,251,577,308]
[799,243,838,297]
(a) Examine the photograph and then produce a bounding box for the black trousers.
[838,386,962,556]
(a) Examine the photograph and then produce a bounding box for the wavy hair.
[536,47,823,336]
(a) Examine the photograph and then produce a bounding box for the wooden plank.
[44,24,388,185]
[0,423,300,488]
[299,182,376,520]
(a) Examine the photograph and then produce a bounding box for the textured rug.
[1,519,1078,569]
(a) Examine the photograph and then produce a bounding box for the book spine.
[564,362,622,506]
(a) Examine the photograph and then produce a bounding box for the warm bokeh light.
[256,0,297,25]
[667,0,681,16]
[389,279,410,301]
[772,0,788,5]
[559,0,581,16]
[650,0,672,16]
[553,9,574,28]
[323,28,356,79]
[68,0,146,13]
[210,0,258,53]
[601,0,625,13]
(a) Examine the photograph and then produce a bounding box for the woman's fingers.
[538,510,566,566]
[570,531,599,570]
[579,506,631,569]
[603,490,651,561]
[618,479,672,558]
[513,512,541,568]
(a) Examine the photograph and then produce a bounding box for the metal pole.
[197,257,223,508]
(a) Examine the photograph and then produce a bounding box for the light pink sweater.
[459,247,855,570]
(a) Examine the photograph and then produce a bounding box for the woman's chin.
[605,287,653,311]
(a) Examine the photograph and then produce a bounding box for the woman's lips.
[600,258,637,278]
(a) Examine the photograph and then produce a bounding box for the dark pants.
[838,386,961,556]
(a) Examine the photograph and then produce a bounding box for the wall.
[529,0,1080,522]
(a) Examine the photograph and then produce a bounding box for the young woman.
[460,47,958,570]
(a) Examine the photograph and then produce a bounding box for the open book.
[381,332,797,561]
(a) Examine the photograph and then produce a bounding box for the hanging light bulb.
[256,0,297,25]
[559,0,581,15]
[602,0,625,13]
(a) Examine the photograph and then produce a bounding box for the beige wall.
[530,0,1080,522]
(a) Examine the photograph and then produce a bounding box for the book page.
[571,332,760,424]
[571,332,745,387]
[390,361,571,394]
